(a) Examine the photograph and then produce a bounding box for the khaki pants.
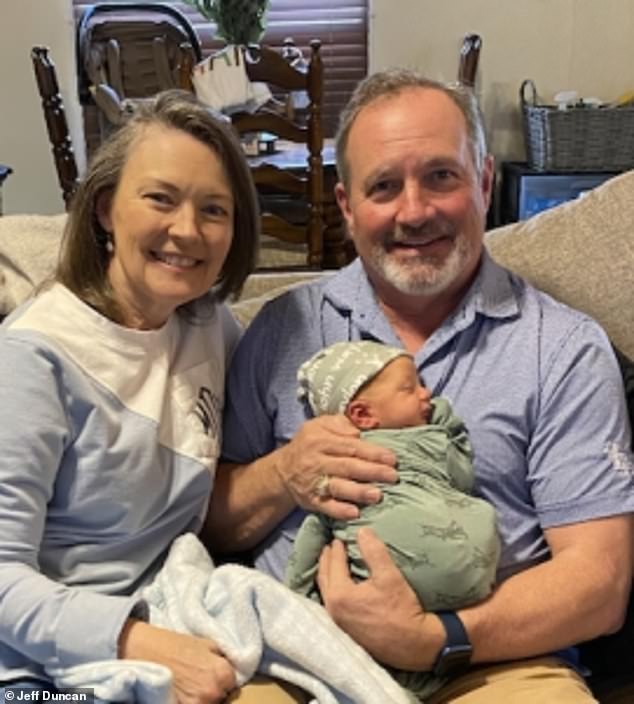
[226,663,634,704]
[226,675,309,703]
[426,657,598,703]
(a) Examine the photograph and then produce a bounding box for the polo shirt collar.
[323,250,520,338]
[323,258,399,344]
[458,249,520,323]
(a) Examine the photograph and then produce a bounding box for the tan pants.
[226,675,309,703]
[226,664,634,704]
[426,657,598,703]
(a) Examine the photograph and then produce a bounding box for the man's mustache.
[384,220,457,246]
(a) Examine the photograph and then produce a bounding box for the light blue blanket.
[47,533,413,704]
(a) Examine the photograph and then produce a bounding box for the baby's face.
[358,356,432,429]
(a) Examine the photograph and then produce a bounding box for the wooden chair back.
[458,33,482,88]
[230,40,325,269]
[31,46,80,209]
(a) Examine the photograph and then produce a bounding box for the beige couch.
[0,172,633,692]
[485,169,634,361]
[1,170,633,360]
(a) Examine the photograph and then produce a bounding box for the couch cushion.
[486,170,634,360]
[0,213,66,315]
[231,271,329,327]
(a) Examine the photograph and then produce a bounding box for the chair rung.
[261,214,307,245]
[252,164,307,193]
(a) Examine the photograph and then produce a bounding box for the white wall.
[369,0,634,164]
[0,0,85,215]
[3,1,634,214]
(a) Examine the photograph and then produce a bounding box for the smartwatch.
[432,611,473,678]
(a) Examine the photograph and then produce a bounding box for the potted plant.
[181,0,270,46]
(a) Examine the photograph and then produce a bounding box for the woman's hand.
[274,415,398,521]
[118,619,237,704]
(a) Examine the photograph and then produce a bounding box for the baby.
[286,340,500,699]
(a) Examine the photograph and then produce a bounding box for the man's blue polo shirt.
[222,253,634,581]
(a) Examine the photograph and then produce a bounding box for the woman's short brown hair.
[57,89,259,322]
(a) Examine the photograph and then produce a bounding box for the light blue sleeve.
[222,301,282,462]
[222,284,330,465]
[0,336,144,670]
[529,319,634,526]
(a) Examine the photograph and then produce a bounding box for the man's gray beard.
[366,231,472,296]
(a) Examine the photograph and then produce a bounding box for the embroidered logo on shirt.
[194,386,221,437]
[605,441,634,475]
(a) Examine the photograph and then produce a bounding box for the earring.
[105,236,114,254]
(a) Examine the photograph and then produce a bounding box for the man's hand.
[317,527,443,670]
[275,416,397,521]
[118,620,237,704]
[207,415,397,553]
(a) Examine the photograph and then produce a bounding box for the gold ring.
[315,474,331,498]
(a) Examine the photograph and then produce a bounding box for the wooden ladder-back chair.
[76,3,202,141]
[458,33,482,88]
[31,47,80,209]
[230,40,325,269]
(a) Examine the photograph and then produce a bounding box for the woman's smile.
[150,250,202,269]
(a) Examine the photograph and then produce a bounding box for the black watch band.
[432,611,473,678]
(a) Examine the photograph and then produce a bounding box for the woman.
[0,90,302,703]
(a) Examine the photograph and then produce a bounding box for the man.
[211,70,634,702]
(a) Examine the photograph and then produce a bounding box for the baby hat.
[297,340,410,415]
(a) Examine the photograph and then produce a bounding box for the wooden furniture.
[0,165,12,215]
[458,33,482,88]
[32,1,201,209]
[76,3,201,138]
[32,31,480,256]
[231,41,325,269]
[31,47,80,209]
[246,140,347,268]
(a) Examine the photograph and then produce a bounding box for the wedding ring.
[314,474,331,498]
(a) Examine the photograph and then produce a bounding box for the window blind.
[72,0,368,136]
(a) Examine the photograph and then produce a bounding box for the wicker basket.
[520,79,634,172]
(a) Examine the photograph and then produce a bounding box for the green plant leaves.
[181,0,270,45]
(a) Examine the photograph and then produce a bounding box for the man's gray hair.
[335,68,487,190]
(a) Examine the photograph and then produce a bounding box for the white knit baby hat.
[297,340,409,415]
